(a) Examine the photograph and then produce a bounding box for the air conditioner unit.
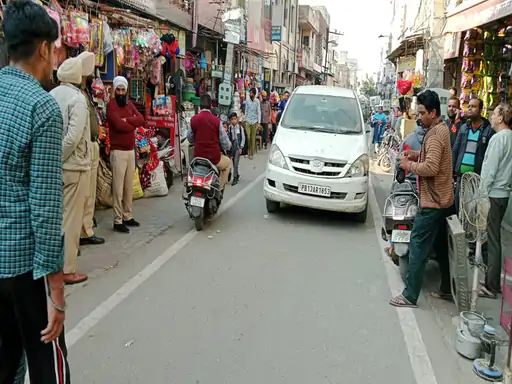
[446,214,470,312]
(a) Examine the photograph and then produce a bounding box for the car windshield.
[281,93,363,134]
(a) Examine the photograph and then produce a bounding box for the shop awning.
[444,0,512,33]
[387,33,424,64]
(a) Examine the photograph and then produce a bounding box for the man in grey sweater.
[479,103,512,298]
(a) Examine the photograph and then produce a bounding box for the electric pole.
[324,29,344,83]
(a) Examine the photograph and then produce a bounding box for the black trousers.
[0,272,71,384]
[484,197,509,293]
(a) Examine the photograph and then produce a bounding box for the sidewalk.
[371,167,512,377]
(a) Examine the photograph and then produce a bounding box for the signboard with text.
[271,26,281,41]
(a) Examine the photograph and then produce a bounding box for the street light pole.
[324,29,344,83]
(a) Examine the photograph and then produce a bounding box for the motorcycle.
[380,180,419,281]
[183,157,223,231]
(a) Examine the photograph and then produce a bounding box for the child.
[227,112,245,186]
[270,104,278,142]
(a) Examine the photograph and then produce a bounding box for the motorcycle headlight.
[268,144,289,170]
[346,154,369,178]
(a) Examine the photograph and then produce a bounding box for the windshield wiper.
[286,125,318,131]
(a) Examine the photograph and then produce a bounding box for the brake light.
[194,191,203,197]
[397,224,408,230]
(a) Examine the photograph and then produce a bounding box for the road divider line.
[65,173,265,348]
[369,173,439,384]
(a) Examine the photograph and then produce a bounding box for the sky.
[298,0,393,78]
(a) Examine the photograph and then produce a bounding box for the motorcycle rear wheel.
[194,215,204,231]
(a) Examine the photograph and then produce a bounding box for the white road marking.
[65,173,265,348]
[369,174,438,384]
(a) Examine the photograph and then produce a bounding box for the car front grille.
[288,156,347,177]
[283,184,348,200]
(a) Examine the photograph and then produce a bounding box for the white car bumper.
[263,163,368,213]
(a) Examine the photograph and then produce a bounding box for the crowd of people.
[381,89,512,308]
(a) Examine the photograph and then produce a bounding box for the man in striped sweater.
[389,90,455,308]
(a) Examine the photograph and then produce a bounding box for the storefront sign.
[297,48,303,68]
[396,56,416,72]
[145,95,176,143]
[271,26,282,42]
[444,0,512,33]
[444,32,461,59]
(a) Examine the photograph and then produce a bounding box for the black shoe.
[80,235,106,246]
[113,223,130,233]
[123,218,140,227]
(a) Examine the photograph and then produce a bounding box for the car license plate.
[297,183,331,197]
[391,229,411,243]
[190,196,205,207]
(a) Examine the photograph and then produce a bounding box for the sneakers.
[113,219,140,233]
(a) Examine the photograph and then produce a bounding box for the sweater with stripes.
[408,117,455,209]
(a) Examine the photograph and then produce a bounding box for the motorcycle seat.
[191,157,220,175]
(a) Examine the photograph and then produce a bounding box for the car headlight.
[268,144,289,170]
[346,154,369,177]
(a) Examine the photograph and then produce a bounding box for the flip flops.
[389,294,418,308]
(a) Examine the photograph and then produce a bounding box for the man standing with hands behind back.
[389,90,454,308]
[107,75,145,234]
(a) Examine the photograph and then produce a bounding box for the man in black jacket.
[445,96,465,148]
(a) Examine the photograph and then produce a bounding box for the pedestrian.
[389,90,454,308]
[260,90,271,149]
[453,98,494,213]
[228,112,246,186]
[0,0,71,382]
[372,106,387,152]
[445,96,464,148]
[270,104,278,142]
[449,86,457,97]
[479,104,512,299]
[80,68,106,247]
[107,75,145,233]
[245,87,261,159]
[278,90,289,112]
[50,53,95,285]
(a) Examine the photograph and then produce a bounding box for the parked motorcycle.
[380,180,419,280]
[183,157,223,231]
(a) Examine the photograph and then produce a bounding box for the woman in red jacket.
[106,76,145,233]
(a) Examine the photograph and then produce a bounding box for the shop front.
[444,0,512,117]
[21,1,187,206]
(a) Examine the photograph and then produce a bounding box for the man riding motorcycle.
[187,94,232,193]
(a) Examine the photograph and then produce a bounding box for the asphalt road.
[53,153,484,384]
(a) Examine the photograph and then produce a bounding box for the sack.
[133,168,144,200]
[96,158,113,208]
[143,164,168,198]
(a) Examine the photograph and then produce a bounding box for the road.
[54,153,483,384]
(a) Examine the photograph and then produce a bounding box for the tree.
[360,74,377,98]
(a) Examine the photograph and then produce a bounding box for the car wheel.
[354,204,368,223]
[266,199,280,213]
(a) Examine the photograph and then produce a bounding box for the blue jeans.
[402,207,453,304]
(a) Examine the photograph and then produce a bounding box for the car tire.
[266,199,280,213]
[354,204,368,223]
